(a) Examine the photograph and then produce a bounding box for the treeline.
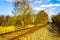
[0,10,60,30]
[0,10,48,27]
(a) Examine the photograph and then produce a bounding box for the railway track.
[0,24,49,40]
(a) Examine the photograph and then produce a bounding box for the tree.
[13,0,29,15]
[1,15,10,26]
[0,15,4,26]
[51,13,60,27]
[5,15,10,22]
[12,0,33,27]
[34,10,48,24]
[7,16,16,26]
[51,13,60,34]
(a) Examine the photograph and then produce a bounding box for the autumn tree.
[6,16,16,26]
[5,15,10,22]
[1,15,10,26]
[35,10,48,24]
[0,15,4,26]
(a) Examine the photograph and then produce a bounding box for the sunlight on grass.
[27,25,35,28]
[0,26,16,34]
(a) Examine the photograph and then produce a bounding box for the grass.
[0,26,16,34]
[0,25,35,34]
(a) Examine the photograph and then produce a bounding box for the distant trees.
[0,10,49,27]
[0,15,10,26]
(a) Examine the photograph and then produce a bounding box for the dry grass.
[0,26,16,34]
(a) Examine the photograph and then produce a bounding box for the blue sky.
[0,0,60,17]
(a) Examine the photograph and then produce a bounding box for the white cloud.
[34,1,42,3]
[33,4,60,11]
[34,0,50,3]
[45,7,57,16]
[33,7,46,11]
[40,4,60,8]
